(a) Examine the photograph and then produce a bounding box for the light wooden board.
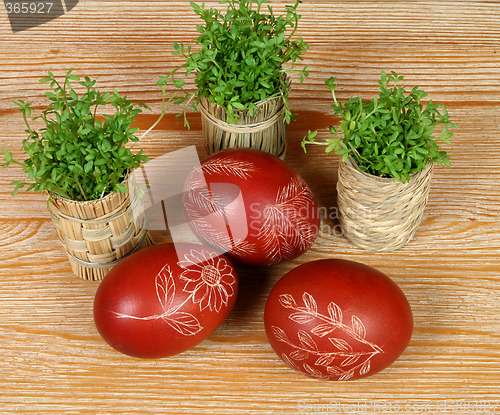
[0,1,499,414]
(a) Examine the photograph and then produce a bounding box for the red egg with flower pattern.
[93,243,238,358]
[183,148,320,266]
[264,259,413,380]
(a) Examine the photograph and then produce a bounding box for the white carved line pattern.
[185,158,259,256]
[185,178,227,220]
[259,176,317,265]
[272,292,383,381]
[226,239,258,258]
[200,158,257,179]
[110,250,236,336]
[186,158,316,264]
[178,249,236,313]
[184,181,233,253]
[185,184,259,256]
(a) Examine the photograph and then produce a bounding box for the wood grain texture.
[0,1,499,414]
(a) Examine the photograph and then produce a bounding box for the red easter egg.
[183,148,320,266]
[93,243,238,358]
[264,259,413,380]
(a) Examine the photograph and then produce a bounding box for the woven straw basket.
[48,176,153,281]
[200,82,290,160]
[337,158,434,252]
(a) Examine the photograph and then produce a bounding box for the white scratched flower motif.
[178,250,236,313]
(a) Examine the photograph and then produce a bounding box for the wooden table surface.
[1,1,499,414]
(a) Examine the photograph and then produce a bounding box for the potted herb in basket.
[302,71,456,251]
[1,70,165,280]
[160,0,309,160]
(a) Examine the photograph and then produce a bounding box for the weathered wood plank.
[0,1,499,413]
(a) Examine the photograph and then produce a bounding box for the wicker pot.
[199,83,290,160]
[337,158,434,252]
[48,175,153,280]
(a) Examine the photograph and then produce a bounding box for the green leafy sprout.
[302,71,457,183]
[2,69,169,201]
[158,0,309,127]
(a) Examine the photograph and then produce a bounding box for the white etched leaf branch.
[184,176,229,252]
[273,291,384,380]
[279,294,297,309]
[200,158,257,179]
[329,337,353,353]
[228,239,258,258]
[298,329,318,351]
[351,315,366,339]
[184,166,258,257]
[302,292,317,314]
[155,264,175,312]
[303,363,323,379]
[160,312,203,336]
[184,178,227,221]
[328,301,343,324]
[110,264,203,337]
[259,223,295,265]
[259,176,317,265]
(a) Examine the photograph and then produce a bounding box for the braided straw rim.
[48,175,152,280]
[337,158,434,252]
[199,100,286,134]
[200,77,290,160]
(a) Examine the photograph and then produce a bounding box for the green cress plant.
[1,70,168,201]
[159,0,309,126]
[302,72,456,183]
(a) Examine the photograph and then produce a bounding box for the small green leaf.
[232,102,245,110]
[114,182,128,194]
[173,79,185,88]
[381,71,387,84]
[84,161,93,173]
[11,181,25,196]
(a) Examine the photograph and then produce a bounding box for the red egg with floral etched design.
[183,148,320,266]
[264,259,413,380]
[93,243,238,358]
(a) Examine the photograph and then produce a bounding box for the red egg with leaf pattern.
[264,259,413,380]
[93,243,238,358]
[183,148,320,266]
